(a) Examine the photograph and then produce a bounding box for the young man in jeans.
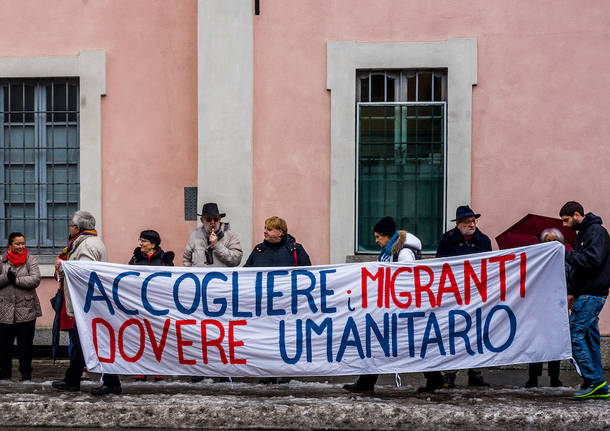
[560,201,610,398]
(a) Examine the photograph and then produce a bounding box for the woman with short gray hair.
[525,228,566,388]
[540,228,564,244]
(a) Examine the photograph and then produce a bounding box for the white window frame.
[327,38,477,263]
[0,51,106,275]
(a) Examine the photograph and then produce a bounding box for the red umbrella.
[495,213,576,250]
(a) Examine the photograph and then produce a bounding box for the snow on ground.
[1,379,609,430]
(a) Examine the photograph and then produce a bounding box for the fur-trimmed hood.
[391,230,422,256]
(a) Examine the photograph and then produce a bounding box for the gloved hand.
[7,270,16,285]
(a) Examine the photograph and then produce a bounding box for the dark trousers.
[528,361,560,379]
[423,369,481,382]
[355,374,379,389]
[64,326,120,388]
[0,319,36,378]
[423,371,444,383]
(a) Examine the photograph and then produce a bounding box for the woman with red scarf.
[0,232,41,381]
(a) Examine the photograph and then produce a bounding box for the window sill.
[39,264,56,278]
[30,255,57,278]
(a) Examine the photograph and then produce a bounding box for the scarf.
[62,229,98,259]
[54,229,97,330]
[378,231,399,262]
[7,248,28,267]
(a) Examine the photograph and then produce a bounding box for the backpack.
[392,245,421,262]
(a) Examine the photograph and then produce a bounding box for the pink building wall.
[252,1,610,330]
[0,0,198,326]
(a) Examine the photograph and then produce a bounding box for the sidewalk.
[1,360,609,430]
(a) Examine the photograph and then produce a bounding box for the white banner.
[63,242,571,377]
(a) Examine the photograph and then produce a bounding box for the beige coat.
[59,234,107,317]
[183,224,242,267]
[0,254,42,324]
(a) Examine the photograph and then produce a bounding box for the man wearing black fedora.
[419,205,492,393]
[183,202,243,268]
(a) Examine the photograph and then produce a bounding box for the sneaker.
[153,375,164,382]
[573,381,610,399]
[343,382,374,394]
[134,375,146,382]
[525,378,538,388]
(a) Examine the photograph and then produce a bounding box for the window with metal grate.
[356,70,447,252]
[0,78,80,254]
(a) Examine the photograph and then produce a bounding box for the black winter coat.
[244,234,311,267]
[566,213,610,297]
[436,227,492,258]
[128,247,175,266]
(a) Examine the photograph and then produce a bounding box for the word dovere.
[91,317,248,365]
[90,305,517,366]
[82,252,527,317]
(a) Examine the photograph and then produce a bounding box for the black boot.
[20,373,31,381]
[467,370,490,387]
[525,377,538,388]
[443,372,457,388]
[91,385,122,396]
[417,372,445,393]
[343,374,377,393]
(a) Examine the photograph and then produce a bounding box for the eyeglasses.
[138,238,151,244]
[204,217,220,223]
[69,224,77,227]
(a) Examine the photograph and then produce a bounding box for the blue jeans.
[570,295,607,385]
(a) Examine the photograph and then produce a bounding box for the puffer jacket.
[0,254,42,324]
[566,213,610,297]
[183,223,243,267]
[129,247,175,266]
[390,230,422,262]
[244,234,311,267]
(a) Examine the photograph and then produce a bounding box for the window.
[356,70,446,252]
[0,78,80,253]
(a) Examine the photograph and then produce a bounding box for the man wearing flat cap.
[419,205,492,393]
[183,202,243,267]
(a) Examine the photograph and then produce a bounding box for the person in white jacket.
[343,216,422,393]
